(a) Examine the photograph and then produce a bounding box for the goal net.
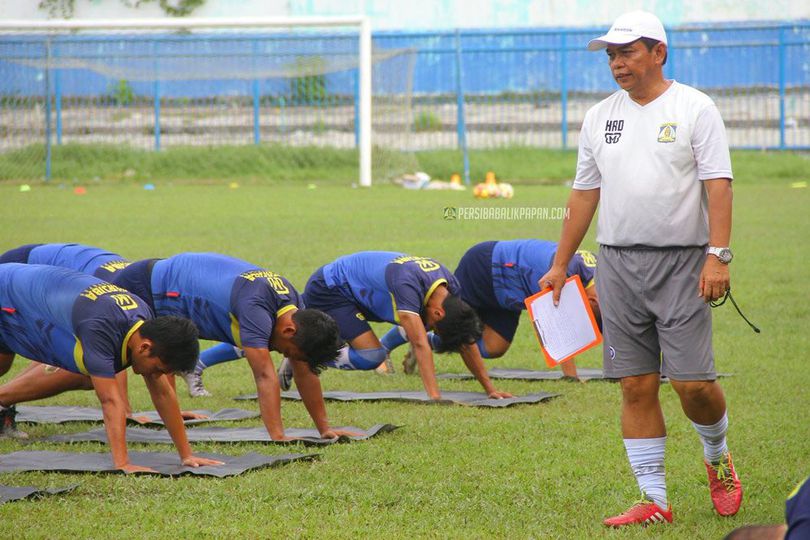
[0,17,419,185]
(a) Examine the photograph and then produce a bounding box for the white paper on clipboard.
[526,276,599,364]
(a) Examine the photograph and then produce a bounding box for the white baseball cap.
[587,10,668,51]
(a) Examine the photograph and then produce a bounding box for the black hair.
[139,316,199,373]
[291,309,343,375]
[432,295,483,353]
[638,37,667,65]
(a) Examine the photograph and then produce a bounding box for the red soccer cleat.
[603,499,673,528]
[705,452,743,516]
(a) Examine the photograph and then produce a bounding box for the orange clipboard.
[523,274,602,368]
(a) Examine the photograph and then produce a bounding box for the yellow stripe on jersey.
[230,314,242,348]
[390,293,399,324]
[585,278,596,289]
[73,339,88,376]
[423,279,448,306]
[120,320,144,368]
[788,477,808,500]
[276,304,297,318]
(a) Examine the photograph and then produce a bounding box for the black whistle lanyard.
[710,289,761,333]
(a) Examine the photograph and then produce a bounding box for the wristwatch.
[707,246,733,264]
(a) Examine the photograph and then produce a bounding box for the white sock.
[692,412,729,464]
[624,437,668,508]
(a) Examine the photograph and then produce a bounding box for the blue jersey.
[26,243,130,281]
[490,240,596,312]
[787,476,810,539]
[321,251,459,324]
[142,253,301,349]
[0,264,152,378]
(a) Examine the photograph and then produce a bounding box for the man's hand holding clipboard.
[525,275,602,368]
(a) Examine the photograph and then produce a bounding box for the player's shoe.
[278,357,294,391]
[402,347,417,375]
[0,405,29,440]
[705,452,743,516]
[375,355,395,375]
[181,370,212,398]
[603,498,673,528]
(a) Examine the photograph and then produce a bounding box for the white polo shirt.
[573,81,733,247]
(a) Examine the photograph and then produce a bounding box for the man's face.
[131,350,172,377]
[422,307,445,332]
[606,40,663,94]
[269,332,307,363]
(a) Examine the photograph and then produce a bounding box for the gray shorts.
[596,245,716,381]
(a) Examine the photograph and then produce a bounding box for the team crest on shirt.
[657,123,677,143]
[111,293,139,311]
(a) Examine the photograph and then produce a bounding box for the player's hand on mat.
[538,267,567,306]
[180,410,209,420]
[488,389,513,399]
[118,463,158,474]
[126,414,152,425]
[322,428,364,439]
[181,455,224,468]
[269,434,297,442]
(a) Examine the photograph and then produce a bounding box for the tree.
[38,0,207,18]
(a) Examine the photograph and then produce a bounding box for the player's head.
[431,295,483,353]
[133,316,200,375]
[272,308,342,375]
[722,525,787,540]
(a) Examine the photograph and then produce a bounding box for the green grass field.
[0,150,808,539]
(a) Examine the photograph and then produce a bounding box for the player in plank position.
[0,263,222,473]
[1,245,355,441]
[382,240,600,379]
[0,242,131,378]
[279,251,512,400]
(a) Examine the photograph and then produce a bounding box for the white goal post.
[0,16,375,186]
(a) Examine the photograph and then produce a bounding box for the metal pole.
[560,32,568,151]
[44,38,52,181]
[778,26,786,150]
[153,42,161,151]
[353,71,360,147]
[54,43,62,146]
[252,39,261,145]
[454,29,470,186]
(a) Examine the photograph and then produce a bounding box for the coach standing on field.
[539,11,742,528]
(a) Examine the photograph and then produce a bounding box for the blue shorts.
[302,267,374,342]
[455,241,521,343]
[0,244,42,265]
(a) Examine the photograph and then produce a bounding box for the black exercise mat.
[436,368,732,382]
[16,406,259,426]
[44,424,400,446]
[0,483,79,504]
[0,450,316,477]
[436,367,607,381]
[235,390,559,408]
